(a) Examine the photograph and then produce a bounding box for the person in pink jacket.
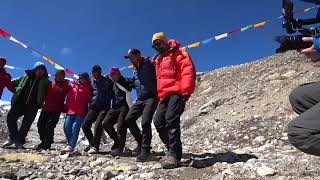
[63,72,92,152]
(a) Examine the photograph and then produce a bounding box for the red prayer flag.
[228,28,241,35]
[0,28,10,38]
[66,69,73,75]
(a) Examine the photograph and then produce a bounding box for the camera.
[275,0,320,53]
[275,35,313,53]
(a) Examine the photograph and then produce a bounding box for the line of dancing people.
[0,32,196,169]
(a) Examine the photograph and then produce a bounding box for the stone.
[257,166,276,176]
[281,70,296,78]
[59,153,69,160]
[106,171,120,179]
[128,165,139,171]
[199,98,226,115]
[210,174,224,180]
[46,172,55,179]
[16,169,29,179]
[266,73,282,81]
[151,163,162,170]
[252,136,266,145]
[139,172,154,179]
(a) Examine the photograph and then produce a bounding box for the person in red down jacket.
[63,72,92,152]
[0,57,15,99]
[36,70,70,150]
[152,32,196,169]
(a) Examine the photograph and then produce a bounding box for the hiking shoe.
[88,147,99,154]
[132,145,141,156]
[111,142,119,150]
[160,155,180,169]
[159,153,168,163]
[36,143,51,150]
[84,145,91,152]
[110,148,123,156]
[136,151,151,162]
[2,140,14,148]
[62,146,74,153]
[15,143,25,150]
[35,143,45,150]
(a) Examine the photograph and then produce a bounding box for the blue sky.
[0,0,317,101]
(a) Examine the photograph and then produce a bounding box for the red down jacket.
[0,69,15,99]
[43,80,70,113]
[66,81,92,117]
[154,39,196,101]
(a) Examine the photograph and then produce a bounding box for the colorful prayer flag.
[4,65,14,70]
[73,74,79,79]
[294,9,306,14]
[215,33,228,40]
[202,38,214,44]
[42,56,55,65]
[182,47,188,51]
[54,63,64,70]
[65,77,74,82]
[65,69,73,75]
[119,67,127,71]
[253,21,268,28]
[228,29,241,34]
[241,25,252,32]
[9,36,28,48]
[187,42,201,48]
[0,28,10,38]
[304,8,312,12]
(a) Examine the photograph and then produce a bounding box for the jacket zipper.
[26,78,37,105]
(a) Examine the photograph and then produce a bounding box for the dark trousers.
[82,108,108,149]
[154,94,185,160]
[126,97,158,152]
[6,104,39,144]
[37,111,61,146]
[102,106,129,149]
[288,82,320,156]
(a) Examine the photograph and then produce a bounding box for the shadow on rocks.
[182,151,258,169]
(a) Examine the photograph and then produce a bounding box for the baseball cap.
[124,49,141,59]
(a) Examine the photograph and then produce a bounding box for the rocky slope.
[1,51,320,180]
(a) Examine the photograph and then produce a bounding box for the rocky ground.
[1,51,320,179]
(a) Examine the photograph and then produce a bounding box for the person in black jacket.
[124,49,159,162]
[102,67,132,156]
[82,65,114,154]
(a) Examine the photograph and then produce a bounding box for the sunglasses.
[152,40,163,48]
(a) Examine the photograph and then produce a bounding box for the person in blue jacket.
[82,65,114,154]
[124,49,159,162]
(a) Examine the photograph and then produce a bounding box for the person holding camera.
[288,36,320,156]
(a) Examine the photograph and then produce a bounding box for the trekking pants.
[154,94,186,160]
[288,82,320,156]
[6,104,39,144]
[37,111,61,146]
[125,97,158,152]
[82,108,108,150]
[102,105,129,149]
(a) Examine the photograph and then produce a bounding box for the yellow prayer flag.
[42,56,55,65]
[187,42,201,49]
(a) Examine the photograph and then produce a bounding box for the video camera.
[275,0,320,53]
